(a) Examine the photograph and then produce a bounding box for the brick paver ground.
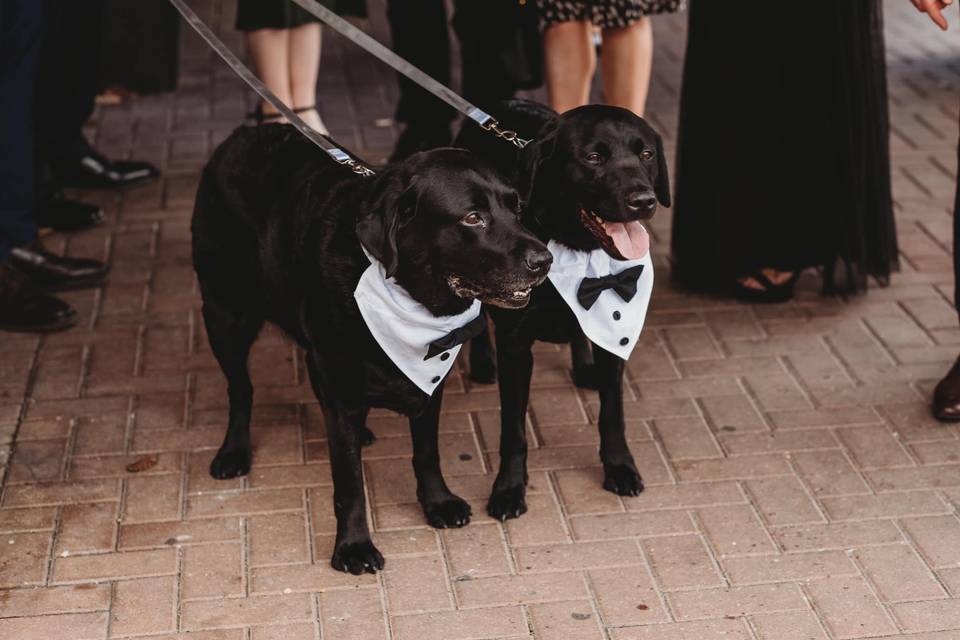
[3,1,960,638]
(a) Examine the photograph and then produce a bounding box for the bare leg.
[600,19,653,116]
[288,22,327,133]
[544,20,595,113]
[245,28,293,119]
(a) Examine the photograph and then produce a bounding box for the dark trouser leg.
[592,345,643,495]
[34,0,105,169]
[451,0,520,112]
[0,0,42,261]
[409,381,471,528]
[933,138,960,421]
[385,0,454,126]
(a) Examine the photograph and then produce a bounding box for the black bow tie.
[576,264,645,310]
[424,314,487,360]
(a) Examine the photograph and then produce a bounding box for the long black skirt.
[670,0,898,294]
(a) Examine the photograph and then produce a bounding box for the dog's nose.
[524,248,553,273]
[626,191,657,212]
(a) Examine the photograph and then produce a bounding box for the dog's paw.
[209,447,252,479]
[423,496,472,529]
[570,365,599,390]
[603,464,644,497]
[359,425,377,447]
[331,539,385,575]
[487,485,528,521]
[468,358,497,385]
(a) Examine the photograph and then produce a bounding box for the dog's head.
[357,148,552,311]
[520,105,670,261]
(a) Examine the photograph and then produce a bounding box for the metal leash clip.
[481,119,531,149]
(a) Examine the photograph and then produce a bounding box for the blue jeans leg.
[0,0,43,263]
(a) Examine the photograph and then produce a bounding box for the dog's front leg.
[593,345,644,496]
[306,356,383,574]
[487,337,534,521]
[570,328,599,390]
[410,381,471,528]
[468,315,497,384]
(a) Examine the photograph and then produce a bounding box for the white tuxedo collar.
[354,248,481,395]
[546,240,654,360]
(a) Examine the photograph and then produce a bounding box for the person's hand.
[912,0,953,30]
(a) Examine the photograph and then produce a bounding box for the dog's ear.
[357,170,418,278]
[518,117,560,204]
[653,132,671,208]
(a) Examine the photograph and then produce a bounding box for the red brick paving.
[3,1,960,638]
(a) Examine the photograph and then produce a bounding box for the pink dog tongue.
[603,221,649,260]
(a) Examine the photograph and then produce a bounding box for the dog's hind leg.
[570,328,599,390]
[487,337,534,521]
[201,296,265,479]
[410,381,471,529]
[306,355,384,574]
[467,315,497,384]
[593,346,644,496]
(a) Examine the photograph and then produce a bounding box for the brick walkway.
[3,1,960,638]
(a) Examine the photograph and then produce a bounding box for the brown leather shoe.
[934,357,960,422]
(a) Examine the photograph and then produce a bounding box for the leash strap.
[168,0,375,177]
[287,0,530,149]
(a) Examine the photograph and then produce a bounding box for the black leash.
[287,0,530,149]
[168,0,376,177]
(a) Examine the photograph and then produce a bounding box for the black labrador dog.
[455,100,670,520]
[192,125,551,573]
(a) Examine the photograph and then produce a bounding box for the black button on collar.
[613,310,621,320]
[619,337,629,346]
[431,376,441,383]
[440,352,450,361]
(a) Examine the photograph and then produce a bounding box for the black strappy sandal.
[730,269,799,304]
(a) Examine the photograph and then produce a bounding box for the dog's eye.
[461,211,484,227]
[585,152,603,164]
[640,149,655,161]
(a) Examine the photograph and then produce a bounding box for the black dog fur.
[454,100,671,520]
[192,124,551,572]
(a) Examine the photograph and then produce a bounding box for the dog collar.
[354,247,482,395]
[546,240,653,360]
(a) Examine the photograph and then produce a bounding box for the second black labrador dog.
[455,100,670,520]
[192,124,551,572]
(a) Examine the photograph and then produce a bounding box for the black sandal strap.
[293,105,317,114]
[247,104,284,124]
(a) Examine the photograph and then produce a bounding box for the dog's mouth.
[445,275,535,309]
[578,207,650,261]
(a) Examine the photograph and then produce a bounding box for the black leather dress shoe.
[53,149,159,190]
[934,357,960,422]
[37,194,105,232]
[9,244,109,291]
[0,264,76,333]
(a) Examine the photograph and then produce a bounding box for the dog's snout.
[524,248,553,273]
[626,190,657,212]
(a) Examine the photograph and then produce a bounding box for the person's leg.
[287,22,327,133]
[35,0,158,191]
[385,0,454,160]
[600,18,653,116]
[544,20,595,113]
[0,0,78,333]
[933,138,960,421]
[246,28,293,119]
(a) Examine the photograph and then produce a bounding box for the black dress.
[236,0,365,32]
[670,0,897,295]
